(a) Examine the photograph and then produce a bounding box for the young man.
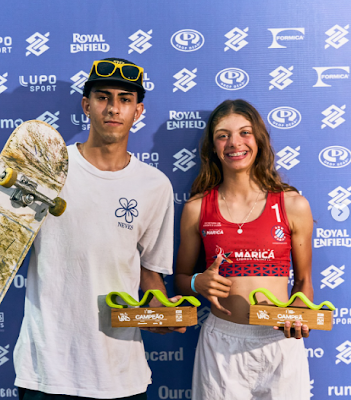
[14,58,181,400]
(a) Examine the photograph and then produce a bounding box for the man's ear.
[81,97,90,116]
[134,102,144,121]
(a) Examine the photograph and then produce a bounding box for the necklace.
[78,143,131,170]
[220,190,261,234]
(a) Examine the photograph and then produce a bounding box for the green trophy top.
[106,289,201,309]
[249,288,336,311]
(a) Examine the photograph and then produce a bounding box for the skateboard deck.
[0,120,68,304]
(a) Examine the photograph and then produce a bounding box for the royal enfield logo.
[174,192,190,205]
[321,105,346,129]
[143,72,154,91]
[276,146,300,170]
[267,106,301,129]
[71,114,90,131]
[325,24,349,49]
[224,27,248,51]
[321,265,345,289]
[328,186,351,222]
[70,33,110,53]
[0,72,8,94]
[167,110,206,130]
[336,341,351,364]
[70,71,89,95]
[171,29,205,52]
[130,110,146,133]
[37,111,59,130]
[128,29,152,54]
[173,68,197,92]
[314,228,350,248]
[19,75,57,92]
[319,146,351,168]
[215,68,249,90]
[26,32,49,56]
[173,148,196,172]
[0,36,12,53]
[268,28,305,48]
[313,66,350,87]
[269,66,293,90]
[0,345,9,366]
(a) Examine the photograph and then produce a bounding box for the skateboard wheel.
[0,168,18,188]
[49,197,66,217]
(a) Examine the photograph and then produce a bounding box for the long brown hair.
[191,99,298,196]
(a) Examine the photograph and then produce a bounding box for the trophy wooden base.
[249,304,333,331]
[111,306,198,327]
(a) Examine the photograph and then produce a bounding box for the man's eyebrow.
[92,89,135,96]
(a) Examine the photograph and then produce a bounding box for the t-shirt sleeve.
[138,179,174,275]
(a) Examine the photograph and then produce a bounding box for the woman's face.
[213,113,258,174]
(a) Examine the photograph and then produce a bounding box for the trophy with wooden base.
[249,288,335,331]
[106,290,201,328]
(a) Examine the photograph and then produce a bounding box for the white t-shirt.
[14,144,174,398]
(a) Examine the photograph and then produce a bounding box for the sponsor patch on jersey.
[271,225,287,242]
[202,229,224,236]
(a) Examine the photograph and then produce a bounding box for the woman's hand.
[194,255,232,315]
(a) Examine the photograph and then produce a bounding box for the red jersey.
[199,187,292,277]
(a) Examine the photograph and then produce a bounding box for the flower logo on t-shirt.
[115,198,139,223]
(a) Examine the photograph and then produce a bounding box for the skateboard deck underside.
[0,120,68,303]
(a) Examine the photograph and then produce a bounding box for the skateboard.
[106,290,201,327]
[249,288,335,330]
[0,120,68,304]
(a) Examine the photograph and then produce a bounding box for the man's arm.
[140,266,167,307]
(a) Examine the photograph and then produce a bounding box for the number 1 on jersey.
[271,204,281,222]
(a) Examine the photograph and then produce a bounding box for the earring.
[87,114,90,118]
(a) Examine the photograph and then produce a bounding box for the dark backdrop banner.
[0,1,350,399]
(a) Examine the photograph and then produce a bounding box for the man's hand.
[274,320,310,339]
[141,295,186,335]
[194,255,232,315]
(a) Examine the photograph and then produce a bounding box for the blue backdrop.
[0,1,351,398]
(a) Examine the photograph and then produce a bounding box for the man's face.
[81,84,144,145]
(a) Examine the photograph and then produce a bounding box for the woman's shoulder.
[283,190,311,217]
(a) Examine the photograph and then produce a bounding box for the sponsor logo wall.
[0,1,350,399]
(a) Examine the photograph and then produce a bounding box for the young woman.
[175,99,313,400]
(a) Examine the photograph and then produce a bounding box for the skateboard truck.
[0,168,66,216]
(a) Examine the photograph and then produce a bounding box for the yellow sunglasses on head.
[89,60,144,83]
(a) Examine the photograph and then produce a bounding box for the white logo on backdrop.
[130,110,146,133]
[336,341,351,364]
[319,146,351,168]
[0,36,12,53]
[0,72,8,94]
[143,72,155,91]
[171,29,205,52]
[325,24,349,49]
[215,68,249,90]
[19,75,57,92]
[26,32,50,56]
[321,105,346,129]
[269,66,293,90]
[173,148,196,172]
[0,345,9,366]
[70,33,110,53]
[276,146,300,170]
[174,193,190,205]
[173,68,197,92]
[70,71,89,95]
[313,66,350,87]
[36,111,60,130]
[267,106,301,129]
[224,27,248,51]
[328,186,351,222]
[128,29,152,54]
[195,306,211,329]
[321,265,345,289]
[268,28,305,48]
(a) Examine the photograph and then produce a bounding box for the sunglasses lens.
[121,65,140,80]
[96,62,116,77]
